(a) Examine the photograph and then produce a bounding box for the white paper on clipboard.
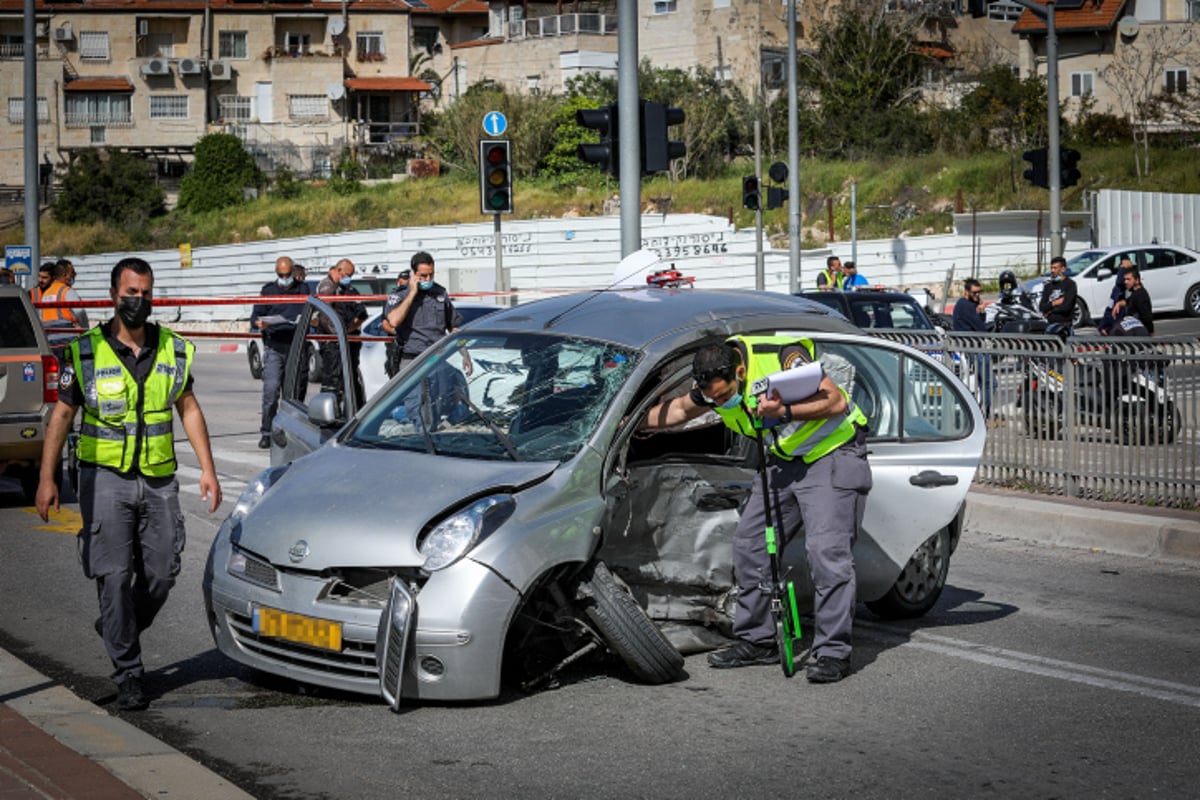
[752,361,824,403]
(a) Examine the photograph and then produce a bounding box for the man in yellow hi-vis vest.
[641,335,871,683]
[36,257,222,711]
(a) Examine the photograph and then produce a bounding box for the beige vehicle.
[0,285,60,501]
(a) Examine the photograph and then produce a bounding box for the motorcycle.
[1019,335,1181,445]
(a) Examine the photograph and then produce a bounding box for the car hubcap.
[895,530,947,603]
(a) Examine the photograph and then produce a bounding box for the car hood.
[236,445,559,570]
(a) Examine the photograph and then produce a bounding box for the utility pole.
[754,119,764,289]
[22,0,39,270]
[617,0,640,258]
[786,0,800,291]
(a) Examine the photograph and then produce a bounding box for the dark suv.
[0,286,60,501]
[795,288,938,331]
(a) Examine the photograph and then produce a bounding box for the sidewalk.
[0,648,252,800]
[2,489,1197,800]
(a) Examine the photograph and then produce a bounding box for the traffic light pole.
[754,120,764,290]
[493,213,506,304]
[786,0,801,291]
[617,0,640,259]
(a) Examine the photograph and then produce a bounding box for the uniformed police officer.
[383,251,470,376]
[35,257,222,711]
[641,336,871,683]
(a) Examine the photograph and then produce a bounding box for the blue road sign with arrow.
[483,111,508,137]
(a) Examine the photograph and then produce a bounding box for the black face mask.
[117,295,152,329]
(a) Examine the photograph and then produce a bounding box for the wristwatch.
[781,405,793,424]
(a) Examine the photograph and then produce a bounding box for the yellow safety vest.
[818,269,844,290]
[69,325,194,476]
[714,334,866,464]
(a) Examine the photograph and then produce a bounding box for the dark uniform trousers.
[732,436,871,661]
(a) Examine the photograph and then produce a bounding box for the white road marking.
[175,463,247,497]
[858,621,1200,708]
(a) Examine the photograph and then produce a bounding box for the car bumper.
[0,407,52,468]
[204,528,519,703]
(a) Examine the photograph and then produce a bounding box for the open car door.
[270,296,361,465]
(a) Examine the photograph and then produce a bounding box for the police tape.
[31,287,555,310]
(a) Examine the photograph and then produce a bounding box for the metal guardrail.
[874,331,1199,509]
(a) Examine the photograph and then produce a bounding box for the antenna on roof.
[543,249,667,329]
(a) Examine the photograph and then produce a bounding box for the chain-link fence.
[874,331,1199,509]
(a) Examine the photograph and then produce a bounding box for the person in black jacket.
[316,259,368,410]
[1039,256,1078,331]
[1113,266,1154,335]
[251,256,311,448]
[952,279,994,419]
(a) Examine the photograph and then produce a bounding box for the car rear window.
[0,297,39,349]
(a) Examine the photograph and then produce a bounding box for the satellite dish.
[1117,16,1140,38]
[328,16,346,37]
[326,82,346,101]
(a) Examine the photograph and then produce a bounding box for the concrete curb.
[964,490,1200,565]
[0,649,253,800]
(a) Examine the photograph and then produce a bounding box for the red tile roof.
[450,37,502,50]
[916,43,955,60]
[345,77,433,92]
[1013,0,1128,34]
[64,77,134,92]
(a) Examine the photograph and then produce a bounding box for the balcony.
[506,13,615,40]
[64,112,133,128]
[263,45,344,61]
[0,43,48,59]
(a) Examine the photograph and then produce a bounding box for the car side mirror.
[308,392,342,427]
[1095,267,1113,280]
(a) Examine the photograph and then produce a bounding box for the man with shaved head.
[316,259,367,409]
[251,255,311,448]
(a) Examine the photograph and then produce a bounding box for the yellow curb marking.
[20,506,82,536]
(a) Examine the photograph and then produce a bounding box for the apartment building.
[0,0,489,186]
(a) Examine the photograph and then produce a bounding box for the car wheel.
[576,560,684,685]
[248,341,263,380]
[1185,283,1200,318]
[307,344,323,384]
[865,526,951,619]
[1071,299,1089,328]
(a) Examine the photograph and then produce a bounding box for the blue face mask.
[277,276,294,288]
[1051,273,1063,283]
[339,275,353,287]
[419,280,434,291]
[719,393,743,411]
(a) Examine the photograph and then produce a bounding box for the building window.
[713,0,731,8]
[357,31,384,61]
[1070,71,1094,97]
[90,126,105,144]
[526,75,541,93]
[1189,0,1200,21]
[7,97,49,123]
[1166,68,1188,95]
[219,31,248,60]
[0,33,23,59]
[149,95,189,119]
[218,95,252,122]
[145,33,174,58]
[987,1,1023,20]
[285,32,311,55]
[653,1,678,13]
[713,64,732,83]
[288,94,327,118]
[65,93,131,127]
[78,31,110,61]
[413,27,438,54]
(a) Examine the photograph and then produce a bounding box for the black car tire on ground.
[1185,283,1200,318]
[1072,299,1090,329]
[865,526,951,619]
[576,560,685,685]
[248,340,263,380]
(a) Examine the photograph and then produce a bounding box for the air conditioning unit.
[53,26,73,43]
[208,60,232,81]
[142,58,170,76]
[179,57,203,75]
[35,22,48,38]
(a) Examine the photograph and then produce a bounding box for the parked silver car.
[203,288,985,705]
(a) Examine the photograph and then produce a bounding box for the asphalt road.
[2,350,1199,799]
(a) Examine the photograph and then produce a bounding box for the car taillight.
[42,355,59,403]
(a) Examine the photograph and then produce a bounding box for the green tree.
[178,133,262,213]
[51,149,165,226]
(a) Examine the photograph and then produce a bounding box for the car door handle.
[909,470,958,487]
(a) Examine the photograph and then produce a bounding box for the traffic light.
[640,100,687,175]
[576,102,618,176]
[742,175,760,211]
[766,186,789,210]
[1022,146,1049,189]
[479,139,513,215]
[1060,147,1082,188]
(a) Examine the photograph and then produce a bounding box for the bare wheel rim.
[894,530,947,604]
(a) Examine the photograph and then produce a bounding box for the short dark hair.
[39,262,55,274]
[1051,256,1067,268]
[844,261,856,271]
[51,259,73,280]
[111,257,153,289]
[411,251,434,270]
[1126,265,1141,281]
[964,278,981,293]
[691,342,740,386]
[826,255,840,268]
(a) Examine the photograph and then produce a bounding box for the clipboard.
[750,360,823,403]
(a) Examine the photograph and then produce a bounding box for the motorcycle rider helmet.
[998,270,1019,304]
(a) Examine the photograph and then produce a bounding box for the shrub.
[178,133,262,213]
[51,149,165,226]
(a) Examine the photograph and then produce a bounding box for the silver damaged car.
[203,287,985,706]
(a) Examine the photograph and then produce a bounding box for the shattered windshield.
[347,332,639,462]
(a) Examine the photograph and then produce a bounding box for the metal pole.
[850,182,857,267]
[23,0,40,269]
[493,213,506,305]
[754,119,764,290]
[617,0,640,259]
[786,0,800,292]
[1046,1,1063,258]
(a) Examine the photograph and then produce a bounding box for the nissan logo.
[288,540,309,563]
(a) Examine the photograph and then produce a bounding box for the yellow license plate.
[253,605,343,651]
[926,385,942,397]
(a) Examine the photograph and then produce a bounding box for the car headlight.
[418,494,515,572]
[230,464,290,524]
